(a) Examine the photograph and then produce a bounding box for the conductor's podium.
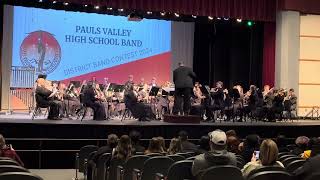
[163,114,201,124]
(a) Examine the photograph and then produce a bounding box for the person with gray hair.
[191,129,237,177]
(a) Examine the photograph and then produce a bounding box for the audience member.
[292,136,310,156]
[145,137,165,154]
[168,138,183,155]
[197,136,210,154]
[295,155,320,179]
[275,135,289,152]
[158,136,167,152]
[93,134,118,163]
[0,134,24,166]
[112,135,132,161]
[178,131,198,152]
[129,130,145,153]
[301,137,320,159]
[191,129,237,177]
[241,139,284,178]
[226,130,237,137]
[227,135,240,154]
[241,134,260,163]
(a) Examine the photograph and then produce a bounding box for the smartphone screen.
[254,151,260,159]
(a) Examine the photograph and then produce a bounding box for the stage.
[1,113,320,168]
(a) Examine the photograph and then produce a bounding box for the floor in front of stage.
[0,112,319,127]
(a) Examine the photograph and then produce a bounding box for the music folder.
[107,83,118,92]
[114,84,125,92]
[70,81,81,88]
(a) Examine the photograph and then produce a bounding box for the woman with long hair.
[112,135,132,161]
[168,138,182,155]
[145,137,165,154]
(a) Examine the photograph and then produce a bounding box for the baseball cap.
[208,130,227,146]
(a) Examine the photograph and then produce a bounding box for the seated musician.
[124,75,155,121]
[284,88,297,118]
[52,81,66,117]
[35,77,61,120]
[205,81,225,121]
[82,82,106,120]
[61,82,81,117]
[191,82,206,116]
[270,89,286,121]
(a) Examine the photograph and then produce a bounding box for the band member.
[173,62,196,115]
[191,82,206,116]
[124,75,155,121]
[52,81,65,117]
[62,82,81,116]
[35,77,61,120]
[82,82,106,120]
[149,77,157,87]
[284,88,297,118]
[206,81,225,121]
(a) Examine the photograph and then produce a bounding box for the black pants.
[173,88,192,115]
[86,101,106,120]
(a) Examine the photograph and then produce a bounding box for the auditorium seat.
[176,153,193,158]
[286,160,306,173]
[282,157,303,167]
[200,165,244,180]
[237,160,245,168]
[167,154,185,162]
[117,155,150,180]
[0,160,20,166]
[133,156,174,180]
[186,156,196,161]
[247,171,292,180]
[107,158,125,180]
[278,155,298,162]
[278,152,291,157]
[146,153,163,157]
[246,166,286,180]
[155,160,194,180]
[0,165,29,174]
[0,172,43,180]
[78,145,98,173]
[96,153,111,180]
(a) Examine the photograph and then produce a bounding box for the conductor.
[173,62,196,115]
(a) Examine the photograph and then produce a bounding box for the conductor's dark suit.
[173,65,196,115]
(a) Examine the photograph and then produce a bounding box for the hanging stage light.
[247,21,254,27]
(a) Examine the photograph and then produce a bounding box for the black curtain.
[193,21,264,91]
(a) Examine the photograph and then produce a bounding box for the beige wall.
[299,15,320,116]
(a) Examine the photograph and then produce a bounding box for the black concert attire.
[270,93,285,121]
[124,81,155,121]
[82,85,106,120]
[205,88,225,121]
[35,86,60,120]
[173,66,196,115]
[284,94,297,118]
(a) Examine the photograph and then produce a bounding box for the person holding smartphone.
[0,134,24,166]
[241,139,284,178]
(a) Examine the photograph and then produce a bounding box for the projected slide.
[12,6,171,84]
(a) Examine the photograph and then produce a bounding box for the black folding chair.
[247,171,292,180]
[0,172,43,180]
[167,154,185,162]
[156,160,194,180]
[200,165,244,180]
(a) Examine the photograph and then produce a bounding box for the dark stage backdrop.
[193,21,264,90]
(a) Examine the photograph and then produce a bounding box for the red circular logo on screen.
[20,30,61,75]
